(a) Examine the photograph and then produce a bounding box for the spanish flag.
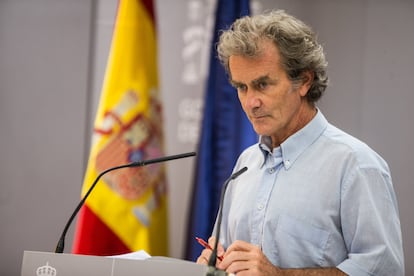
[72,0,168,256]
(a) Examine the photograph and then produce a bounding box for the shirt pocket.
[274,214,330,268]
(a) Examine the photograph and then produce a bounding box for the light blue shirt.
[216,110,404,275]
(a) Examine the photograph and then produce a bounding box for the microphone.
[55,151,196,254]
[207,166,248,275]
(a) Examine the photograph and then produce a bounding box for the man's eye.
[237,84,247,92]
[257,82,268,90]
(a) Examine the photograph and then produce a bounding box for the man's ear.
[299,71,314,97]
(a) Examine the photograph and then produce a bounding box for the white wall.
[0,0,413,275]
[0,0,93,275]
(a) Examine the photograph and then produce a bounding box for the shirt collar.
[258,109,328,169]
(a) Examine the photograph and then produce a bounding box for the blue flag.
[185,0,256,261]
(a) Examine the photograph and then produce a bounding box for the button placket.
[251,153,283,245]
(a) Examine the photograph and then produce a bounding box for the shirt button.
[258,204,264,210]
[268,168,275,174]
[285,160,291,166]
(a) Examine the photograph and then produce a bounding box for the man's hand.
[196,237,225,265]
[217,240,282,275]
[198,239,347,276]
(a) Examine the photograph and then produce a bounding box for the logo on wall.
[181,0,214,85]
[177,0,215,145]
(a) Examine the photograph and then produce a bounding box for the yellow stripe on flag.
[81,0,168,255]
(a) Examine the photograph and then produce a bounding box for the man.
[196,10,404,276]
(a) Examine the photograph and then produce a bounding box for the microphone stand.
[55,152,196,253]
[206,167,248,276]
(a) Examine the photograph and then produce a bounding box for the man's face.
[229,39,313,147]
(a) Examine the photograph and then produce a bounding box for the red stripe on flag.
[72,205,130,256]
[140,0,156,25]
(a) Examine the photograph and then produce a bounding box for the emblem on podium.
[36,262,56,276]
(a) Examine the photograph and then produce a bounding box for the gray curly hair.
[217,10,328,102]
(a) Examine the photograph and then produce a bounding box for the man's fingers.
[196,248,212,265]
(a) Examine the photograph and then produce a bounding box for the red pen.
[195,237,224,261]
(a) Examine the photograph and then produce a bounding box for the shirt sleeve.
[337,165,404,276]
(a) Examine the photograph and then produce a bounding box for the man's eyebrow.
[251,75,272,86]
[229,79,243,87]
[230,75,275,87]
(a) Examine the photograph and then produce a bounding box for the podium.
[21,251,209,276]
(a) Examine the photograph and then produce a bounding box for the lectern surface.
[21,251,208,276]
